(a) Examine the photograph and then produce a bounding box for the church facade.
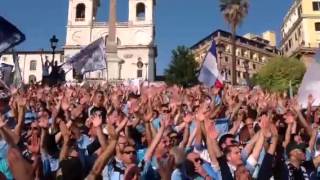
[0,0,157,84]
[64,0,157,81]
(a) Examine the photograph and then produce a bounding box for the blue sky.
[0,0,291,75]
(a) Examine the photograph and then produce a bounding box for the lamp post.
[144,63,148,81]
[137,60,143,79]
[50,35,59,63]
[118,59,125,80]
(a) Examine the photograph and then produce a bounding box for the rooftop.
[190,29,274,51]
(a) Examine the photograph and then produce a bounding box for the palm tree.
[220,0,249,85]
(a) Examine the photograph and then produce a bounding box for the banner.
[65,38,107,74]
[0,16,25,53]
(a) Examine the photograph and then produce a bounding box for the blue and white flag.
[0,16,25,53]
[0,63,13,86]
[298,51,320,108]
[65,38,106,74]
[198,40,223,88]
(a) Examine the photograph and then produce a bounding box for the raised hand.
[28,134,40,154]
[260,115,271,138]
[157,155,174,180]
[59,121,71,142]
[284,112,295,124]
[143,107,154,122]
[124,164,140,180]
[196,104,210,122]
[205,121,219,139]
[61,96,70,111]
[92,115,102,128]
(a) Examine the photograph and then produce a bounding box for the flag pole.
[12,49,23,87]
[289,80,292,99]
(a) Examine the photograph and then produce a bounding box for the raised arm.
[144,116,168,162]
[204,120,220,167]
[87,125,118,179]
[178,113,192,147]
[0,115,19,147]
[91,115,107,150]
[292,103,313,137]
[59,121,71,161]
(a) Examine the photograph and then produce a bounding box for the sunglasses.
[231,140,239,145]
[123,150,136,155]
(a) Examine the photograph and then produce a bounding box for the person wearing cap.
[277,141,320,179]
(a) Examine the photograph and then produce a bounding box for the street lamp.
[50,35,59,63]
[118,59,125,80]
[137,60,143,79]
[144,63,148,81]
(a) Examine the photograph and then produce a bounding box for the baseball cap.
[286,141,306,156]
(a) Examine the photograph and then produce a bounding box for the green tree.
[252,56,306,93]
[164,46,199,87]
[220,0,249,85]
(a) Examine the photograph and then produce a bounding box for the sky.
[0,0,292,75]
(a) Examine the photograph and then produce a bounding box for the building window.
[136,3,146,21]
[137,69,143,78]
[315,22,320,31]
[253,64,256,70]
[30,60,37,71]
[29,75,36,84]
[76,3,85,21]
[289,39,292,48]
[225,57,229,63]
[313,1,320,11]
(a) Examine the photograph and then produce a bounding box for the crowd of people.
[0,82,319,180]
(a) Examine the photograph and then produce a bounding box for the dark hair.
[225,144,239,156]
[95,90,104,96]
[218,134,234,149]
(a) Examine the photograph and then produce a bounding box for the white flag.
[298,53,320,108]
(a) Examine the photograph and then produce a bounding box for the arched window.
[76,3,86,21]
[136,3,145,21]
[29,75,36,84]
[30,60,37,71]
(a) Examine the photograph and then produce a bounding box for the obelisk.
[106,0,122,80]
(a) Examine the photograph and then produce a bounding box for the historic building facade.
[0,0,157,84]
[64,0,157,81]
[280,0,320,67]
[191,29,279,85]
[0,50,64,84]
